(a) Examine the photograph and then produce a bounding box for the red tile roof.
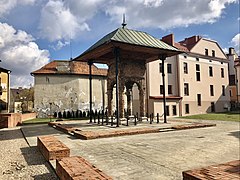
[31,60,108,76]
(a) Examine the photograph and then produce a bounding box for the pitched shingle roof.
[31,60,107,76]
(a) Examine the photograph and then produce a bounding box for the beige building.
[0,67,11,113]
[142,34,230,117]
[31,60,107,118]
[227,47,240,108]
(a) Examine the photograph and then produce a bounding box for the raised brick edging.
[56,156,113,180]
[49,121,216,140]
[172,123,216,130]
[73,128,160,140]
[37,136,70,161]
[182,160,240,180]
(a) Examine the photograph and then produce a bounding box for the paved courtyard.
[20,119,240,180]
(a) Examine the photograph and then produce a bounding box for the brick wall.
[0,112,36,128]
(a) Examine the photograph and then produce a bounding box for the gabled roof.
[83,27,179,55]
[31,60,107,76]
[74,27,181,63]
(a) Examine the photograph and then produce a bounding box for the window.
[160,85,164,94]
[205,48,208,56]
[159,63,162,73]
[196,64,200,71]
[183,62,188,74]
[166,106,170,116]
[184,83,189,96]
[222,85,225,96]
[211,102,215,112]
[185,104,189,114]
[197,94,201,106]
[212,50,215,57]
[168,85,172,94]
[196,64,200,81]
[209,66,213,77]
[167,64,172,73]
[221,68,224,78]
[230,90,232,97]
[172,105,177,116]
[196,72,201,81]
[210,85,214,96]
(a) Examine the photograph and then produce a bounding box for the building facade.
[140,34,230,117]
[227,47,240,108]
[31,60,107,118]
[0,67,11,113]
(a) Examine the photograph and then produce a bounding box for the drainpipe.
[235,66,239,107]
[176,55,182,116]
[159,54,167,123]
[7,71,11,113]
[88,60,93,123]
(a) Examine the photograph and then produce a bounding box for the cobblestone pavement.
[21,119,240,180]
[0,127,57,180]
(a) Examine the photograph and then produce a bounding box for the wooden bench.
[37,136,70,161]
[56,156,113,180]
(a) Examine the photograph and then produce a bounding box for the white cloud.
[39,0,95,42]
[231,33,240,54]
[0,0,35,18]
[37,0,237,45]
[0,22,49,88]
[50,40,70,51]
[105,0,238,29]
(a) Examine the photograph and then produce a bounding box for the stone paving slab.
[182,160,240,180]
[21,119,240,179]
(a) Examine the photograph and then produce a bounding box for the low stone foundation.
[56,156,113,180]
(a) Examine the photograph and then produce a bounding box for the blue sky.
[0,0,239,87]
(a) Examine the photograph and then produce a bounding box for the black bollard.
[111,116,113,126]
[127,115,129,126]
[97,113,100,124]
[152,113,154,122]
[101,114,104,125]
[106,115,109,125]
[157,113,159,123]
[134,115,137,125]
[94,114,96,123]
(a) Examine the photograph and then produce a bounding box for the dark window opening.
[167,64,172,74]
[197,94,201,106]
[185,104,189,114]
[184,83,189,96]
[172,105,177,116]
[168,85,172,94]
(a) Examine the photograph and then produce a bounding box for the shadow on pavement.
[0,128,22,141]
[228,131,240,139]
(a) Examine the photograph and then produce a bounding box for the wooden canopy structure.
[73,27,182,126]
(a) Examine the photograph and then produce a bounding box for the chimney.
[229,47,235,55]
[162,34,174,46]
[185,35,201,45]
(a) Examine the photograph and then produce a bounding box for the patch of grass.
[181,111,240,122]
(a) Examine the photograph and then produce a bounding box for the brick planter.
[56,156,112,180]
[37,136,70,161]
[183,160,240,180]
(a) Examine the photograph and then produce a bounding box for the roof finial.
[122,13,127,28]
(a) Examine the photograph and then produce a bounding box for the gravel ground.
[0,127,57,180]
